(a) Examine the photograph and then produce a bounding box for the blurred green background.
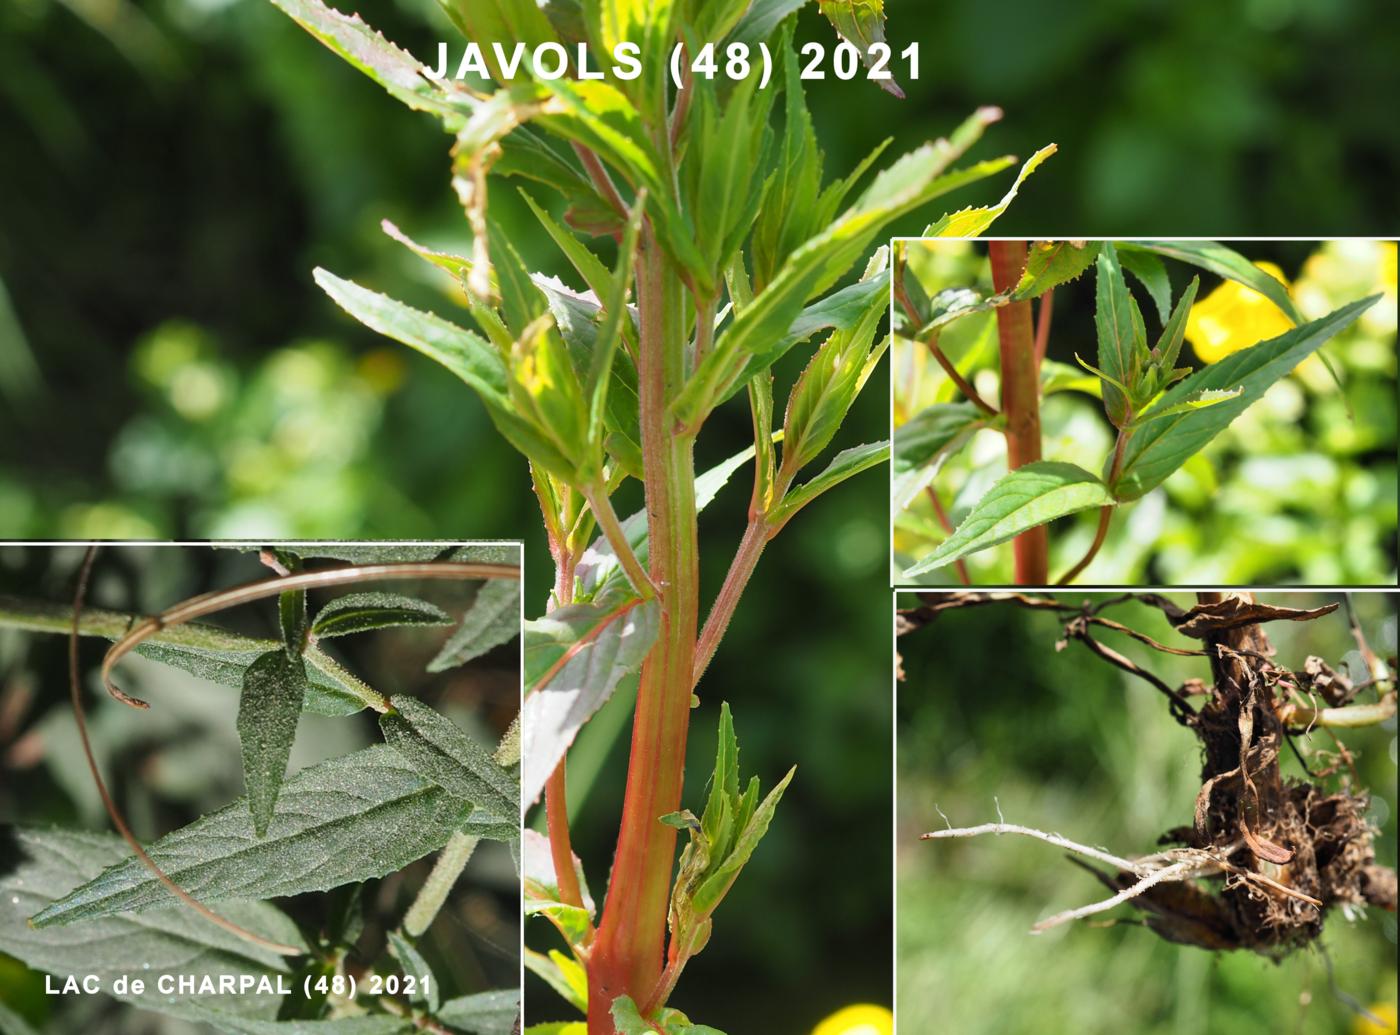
[0,544,521,1032]
[897,591,1398,1035]
[894,240,1399,585]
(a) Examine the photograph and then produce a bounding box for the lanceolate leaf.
[134,641,367,717]
[311,592,452,639]
[892,402,986,510]
[437,989,521,1034]
[268,0,471,127]
[31,746,495,927]
[238,650,309,838]
[379,695,519,822]
[387,931,439,1010]
[428,580,522,671]
[1121,241,1304,324]
[1116,249,1172,325]
[818,0,904,97]
[771,440,890,526]
[1094,243,1144,427]
[923,144,1056,237]
[1132,387,1243,425]
[903,462,1116,577]
[1,829,303,1021]
[1113,296,1379,500]
[520,599,660,806]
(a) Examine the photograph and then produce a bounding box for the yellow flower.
[1353,1002,1397,1035]
[1381,241,1397,297]
[811,1004,894,1035]
[1185,261,1294,364]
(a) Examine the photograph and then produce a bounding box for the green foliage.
[895,239,1394,583]
[238,649,310,837]
[0,546,522,1032]
[904,461,1115,575]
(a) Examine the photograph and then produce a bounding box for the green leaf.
[903,461,1116,577]
[523,949,588,1016]
[521,598,660,806]
[1094,243,1145,427]
[1113,296,1379,500]
[253,543,520,566]
[523,1025,587,1035]
[437,0,557,84]
[1121,241,1303,324]
[819,0,904,96]
[771,441,890,526]
[0,1002,37,1035]
[1150,275,1199,375]
[134,640,366,717]
[311,592,452,639]
[438,989,520,1035]
[922,144,1056,237]
[1013,240,1101,300]
[268,0,470,127]
[1116,249,1172,325]
[780,302,886,472]
[387,931,439,1011]
[892,402,986,510]
[238,650,308,838]
[1132,386,1244,425]
[1,828,303,1022]
[30,745,493,927]
[1040,360,1101,398]
[428,580,522,672]
[380,695,519,822]
[522,829,594,952]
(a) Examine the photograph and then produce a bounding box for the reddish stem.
[546,764,586,912]
[988,240,1047,585]
[925,486,971,586]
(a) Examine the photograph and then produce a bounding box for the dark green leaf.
[903,462,1116,577]
[892,402,986,510]
[1114,297,1379,499]
[1116,249,1172,325]
[312,592,452,639]
[238,650,308,837]
[437,989,520,1034]
[30,746,490,927]
[428,580,522,671]
[1122,241,1303,323]
[1094,243,1145,426]
[387,930,439,1010]
[379,695,518,821]
[1,829,303,1022]
[187,1015,412,1034]
[134,641,366,717]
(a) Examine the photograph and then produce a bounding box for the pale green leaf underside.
[31,745,493,927]
[311,592,452,638]
[1,829,301,1022]
[1115,296,1379,499]
[520,599,660,806]
[892,402,986,510]
[428,579,522,671]
[903,461,1115,577]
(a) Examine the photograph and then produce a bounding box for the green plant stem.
[589,241,700,1027]
[402,831,479,938]
[988,240,1047,585]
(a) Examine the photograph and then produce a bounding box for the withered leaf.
[1172,599,1339,639]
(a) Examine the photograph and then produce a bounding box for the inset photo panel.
[891,240,1398,587]
[0,541,522,1033]
[896,589,1397,1034]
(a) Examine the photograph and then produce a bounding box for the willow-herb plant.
[0,543,524,1033]
[892,240,1382,586]
[260,0,1049,1029]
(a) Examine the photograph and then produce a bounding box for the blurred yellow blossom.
[1381,241,1396,296]
[1185,261,1294,364]
[812,1004,894,1035]
[1353,1002,1397,1035]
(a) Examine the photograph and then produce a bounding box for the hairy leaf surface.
[31,746,491,926]
[428,580,522,671]
[379,695,518,822]
[238,650,308,837]
[437,989,521,1034]
[311,592,452,638]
